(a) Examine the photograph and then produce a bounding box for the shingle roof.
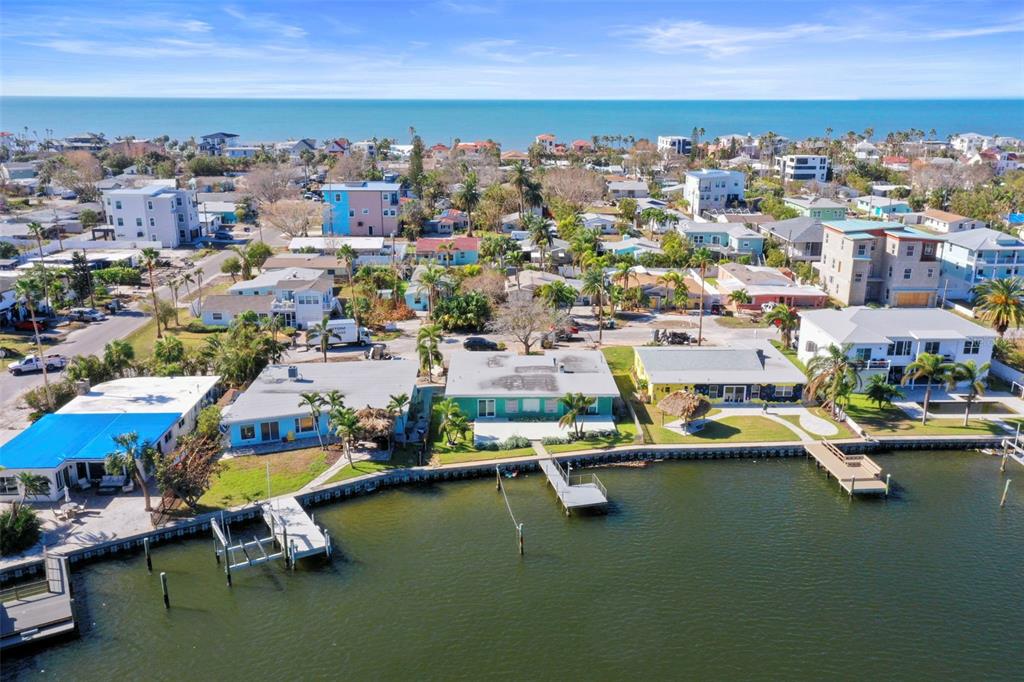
[759,216,823,243]
[940,227,1024,251]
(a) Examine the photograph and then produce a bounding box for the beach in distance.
[3,97,1022,147]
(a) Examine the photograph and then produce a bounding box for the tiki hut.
[356,405,395,449]
[657,390,711,432]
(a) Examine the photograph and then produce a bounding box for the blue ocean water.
[1,98,1021,149]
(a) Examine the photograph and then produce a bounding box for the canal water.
[6,451,1022,680]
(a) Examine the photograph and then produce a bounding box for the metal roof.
[635,343,805,386]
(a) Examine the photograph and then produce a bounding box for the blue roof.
[0,413,179,470]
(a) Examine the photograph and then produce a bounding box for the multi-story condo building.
[937,228,1024,300]
[657,135,692,155]
[321,181,401,236]
[902,208,986,234]
[818,219,942,307]
[782,196,847,221]
[683,169,745,217]
[101,185,202,247]
[798,307,995,387]
[775,155,829,183]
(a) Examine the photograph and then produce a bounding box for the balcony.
[852,359,891,371]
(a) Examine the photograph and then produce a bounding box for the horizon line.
[3,96,1023,102]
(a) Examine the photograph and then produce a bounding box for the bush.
[94,266,142,286]
[23,378,78,421]
[541,436,570,445]
[0,506,42,556]
[501,435,531,449]
[185,320,223,333]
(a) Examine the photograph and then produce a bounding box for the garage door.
[894,291,932,307]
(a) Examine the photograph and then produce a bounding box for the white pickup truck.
[7,353,68,375]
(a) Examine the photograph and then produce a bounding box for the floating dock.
[538,457,608,513]
[263,497,329,561]
[805,442,890,496]
[0,555,75,651]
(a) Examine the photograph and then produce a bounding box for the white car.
[761,302,781,314]
[68,307,107,322]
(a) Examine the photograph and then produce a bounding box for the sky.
[2,0,1023,99]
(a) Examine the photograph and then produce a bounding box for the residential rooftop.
[58,376,221,415]
[635,343,805,386]
[320,181,401,192]
[799,306,997,344]
[446,351,619,399]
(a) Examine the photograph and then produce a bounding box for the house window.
[349,210,355,217]
[775,385,794,398]
[295,416,316,433]
[115,200,122,209]
[0,476,18,495]
[137,231,144,237]
[586,401,599,414]
[260,422,280,441]
[544,399,558,414]
[854,348,872,361]
[335,194,341,202]
[362,208,369,215]
[522,398,540,412]
[906,245,915,256]
[176,197,182,206]
[854,273,863,282]
[149,218,155,226]
[505,400,519,414]
[889,340,912,356]
[117,218,124,226]
[857,244,867,256]
[163,431,172,443]
[924,341,941,355]
[148,201,153,210]
[136,218,143,227]
[903,268,912,280]
[478,399,495,418]
[963,340,981,355]
[804,341,818,353]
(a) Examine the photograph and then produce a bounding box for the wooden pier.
[805,442,889,496]
[0,555,75,651]
[1000,437,1024,468]
[263,497,330,561]
[538,457,608,514]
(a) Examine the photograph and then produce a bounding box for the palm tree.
[417,323,443,379]
[509,161,532,215]
[948,360,990,427]
[181,271,195,299]
[658,271,686,310]
[260,314,283,344]
[14,275,55,409]
[167,277,181,327]
[15,472,50,513]
[106,432,157,511]
[103,339,135,378]
[437,398,468,446]
[558,392,596,440]
[901,352,953,425]
[307,315,332,362]
[337,243,358,290]
[320,389,346,445]
[330,406,361,468]
[140,247,162,339]
[26,222,50,305]
[298,392,326,450]
[864,374,903,410]
[727,289,752,309]
[804,344,861,419]
[522,214,551,272]
[581,268,609,344]
[538,280,578,311]
[417,264,446,319]
[613,262,634,298]
[690,248,714,346]
[453,171,481,236]
[386,393,411,448]
[972,278,1024,336]
[764,304,800,349]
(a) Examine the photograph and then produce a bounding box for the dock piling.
[144,537,152,573]
[518,523,524,556]
[160,572,169,609]
[885,474,891,496]
[1000,479,1012,508]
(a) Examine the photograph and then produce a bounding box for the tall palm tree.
[417,264,446,318]
[764,304,800,349]
[337,244,358,290]
[260,314,283,344]
[14,275,53,409]
[901,352,953,425]
[972,278,1024,336]
[307,316,333,362]
[103,339,135,378]
[319,389,346,445]
[522,214,551,272]
[26,222,50,305]
[298,392,326,450]
[948,360,990,427]
[140,247,162,339]
[690,248,714,346]
[386,393,411,448]
[581,268,609,344]
[804,344,861,419]
[558,392,596,440]
[330,406,361,468]
[453,171,480,236]
[509,161,532,215]
[436,398,468,446]
[15,472,50,513]
[417,323,443,379]
[106,432,157,511]
[167,277,181,327]
[538,280,577,311]
[658,271,686,310]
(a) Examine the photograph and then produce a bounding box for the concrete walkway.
[301,447,374,491]
[700,405,843,442]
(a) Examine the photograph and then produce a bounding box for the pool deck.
[804,442,889,495]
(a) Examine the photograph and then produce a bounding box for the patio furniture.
[97,474,127,495]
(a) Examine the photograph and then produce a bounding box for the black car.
[463,336,499,351]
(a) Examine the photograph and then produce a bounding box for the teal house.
[783,196,848,221]
[445,350,619,421]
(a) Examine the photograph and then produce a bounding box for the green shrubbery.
[0,506,42,556]
[477,435,531,451]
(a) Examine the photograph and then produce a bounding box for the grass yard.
[198,447,341,510]
[770,339,807,373]
[179,278,232,304]
[845,393,1012,437]
[777,408,858,440]
[427,402,536,464]
[124,311,219,359]
[0,331,59,368]
[545,422,639,452]
[325,444,422,483]
[714,315,770,329]
[601,346,635,373]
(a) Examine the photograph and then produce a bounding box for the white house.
[200,267,338,329]
[775,155,829,183]
[683,169,746,218]
[797,307,996,388]
[657,135,691,155]
[902,208,985,234]
[579,212,619,235]
[608,180,649,200]
[101,185,202,247]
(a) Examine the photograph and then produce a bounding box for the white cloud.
[622,21,832,57]
[437,1,499,15]
[182,20,212,33]
[223,6,307,39]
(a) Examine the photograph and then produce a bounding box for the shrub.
[23,378,78,421]
[542,436,570,445]
[501,435,531,449]
[185,320,223,333]
[0,506,42,556]
[94,266,142,286]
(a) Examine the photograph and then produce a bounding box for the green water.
[6,452,1022,680]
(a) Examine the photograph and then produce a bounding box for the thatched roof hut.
[658,390,711,425]
[356,405,394,439]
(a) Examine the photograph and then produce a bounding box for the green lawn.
[325,444,422,483]
[714,315,770,329]
[545,422,639,452]
[428,401,536,464]
[198,447,339,510]
[601,346,635,373]
[845,393,1012,437]
[124,311,219,359]
[770,339,807,373]
[777,408,857,440]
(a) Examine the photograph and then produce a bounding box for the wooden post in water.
[160,572,169,609]
[324,528,332,558]
[282,523,289,569]
[517,523,524,556]
[1000,479,1012,508]
[144,537,152,573]
[1001,452,1008,473]
[290,540,297,571]
[885,474,891,497]
[225,551,233,587]
[496,466,500,490]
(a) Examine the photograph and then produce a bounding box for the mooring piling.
[160,572,169,609]
[144,537,152,573]
[1000,479,1012,508]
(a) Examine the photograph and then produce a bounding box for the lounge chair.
[97,474,127,495]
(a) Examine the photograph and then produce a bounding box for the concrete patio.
[473,416,617,444]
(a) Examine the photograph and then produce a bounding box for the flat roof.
[446,351,619,399]
[221,361,417,424]
[822,219,904,233]
[58,376,220,415]
[799,307,997,344]
[229,267,328,292]
[635,343,805,386]
[320,181,401,191]
[0,413,180,470]
[288,236,385,251]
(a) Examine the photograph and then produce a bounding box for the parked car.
[463,336,499,351]
[68,307,107,322]
[761,302,781,314]
[8,353,68,375]
[104,299,125,314]
[213,230,234,241]
[13,319,50,332]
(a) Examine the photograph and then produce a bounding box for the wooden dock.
[1000,437,1024,468]
[805,442,890,496]
[0,556,75,651]
[263,497,330,561]
[538,458,608,514]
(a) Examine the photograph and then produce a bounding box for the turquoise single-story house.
[415,236,480,266]
[677,222,765,256]
[221,361,419,449]
[404,265,430,312]
[445,350,618,420]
